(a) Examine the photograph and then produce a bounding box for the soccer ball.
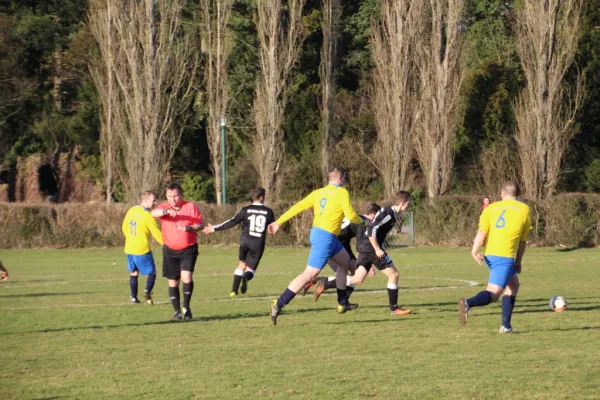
[549,296,568,312]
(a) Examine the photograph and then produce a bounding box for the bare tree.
[201,0,233,205]
[414,0,465,198]
[370,0,425,199]
[88,0,118,204]
[514,0,584,201]
[253,0,306,198]
[319,0,340,183]
[88,0,198,202]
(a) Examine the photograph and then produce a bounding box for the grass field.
[1,246,599,400]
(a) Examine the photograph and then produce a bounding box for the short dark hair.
[166,182,183,195]
[327,165,347,184]
[483,196,490,200]
[501,181,520,197]
[393,190,411,205]
[251,187,266,201]
[365,203,381,215]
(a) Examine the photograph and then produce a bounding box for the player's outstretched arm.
[202,224,215,234]
[208,210,245,233]
[275,192,314,227]
[268,222,280,235]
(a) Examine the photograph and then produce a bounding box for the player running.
[458,181,531,333]
[313,191,413,316]
[121,191,164,304]
[202,187,275,297]
[267,166,365,325]
[302,203,381,296]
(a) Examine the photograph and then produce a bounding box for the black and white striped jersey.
[357,206,397,252]
[212,203,275,247]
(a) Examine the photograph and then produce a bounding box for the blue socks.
[129,275,138,298]
[502,295,516,328]
[467,290,492,308]
[277,288,296,309]
[145,273,156,293]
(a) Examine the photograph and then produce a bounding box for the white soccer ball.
[549,295,568,312]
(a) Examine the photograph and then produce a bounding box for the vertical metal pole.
[221,123,226,205]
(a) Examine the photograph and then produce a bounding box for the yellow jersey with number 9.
[276,184,364,235]
[479,199,532,258]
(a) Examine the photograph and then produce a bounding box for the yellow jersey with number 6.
[479,199,532,258]
[276,184,364,235]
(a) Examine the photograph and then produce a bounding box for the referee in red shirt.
[152,183,204,320]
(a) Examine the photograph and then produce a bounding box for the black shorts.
[239,243,265,270]
[342,242,356,261]
[162,243,199,279]
[357,250,393,271]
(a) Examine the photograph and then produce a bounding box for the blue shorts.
[484,255,516,288]
[307,227,345,269]
[126,253,156,276]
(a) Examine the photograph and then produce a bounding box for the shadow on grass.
[516,325,600,334]
[0,292,95,298]
[0,306,345,335]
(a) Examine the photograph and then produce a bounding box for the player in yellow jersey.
[122,191,166,304]
[458,181,532,333]
[267,166,365,325]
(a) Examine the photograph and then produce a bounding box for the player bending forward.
[203,187,275,297]
[302,203,381,296]
[314,191,413,316]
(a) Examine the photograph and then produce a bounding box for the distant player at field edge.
[0,259,8,282]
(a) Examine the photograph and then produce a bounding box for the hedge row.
[0,194,598,249]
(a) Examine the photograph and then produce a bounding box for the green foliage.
[584,159,600,193]
[2,0,600,199]
[180,173,216,203]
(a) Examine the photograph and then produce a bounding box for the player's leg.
[305,257,342,297]
[381,262,412,315]
[231,246,248,297]
[126,255,140,303]
[459,256,512,326]
[270,265,321,325]
[180,244,199,320]
[240,246,262,295]
[271,228,334,325]
[329,246,360,312]
[500,274,519,332]
[137,252,157,305]
[163,246,183,320]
